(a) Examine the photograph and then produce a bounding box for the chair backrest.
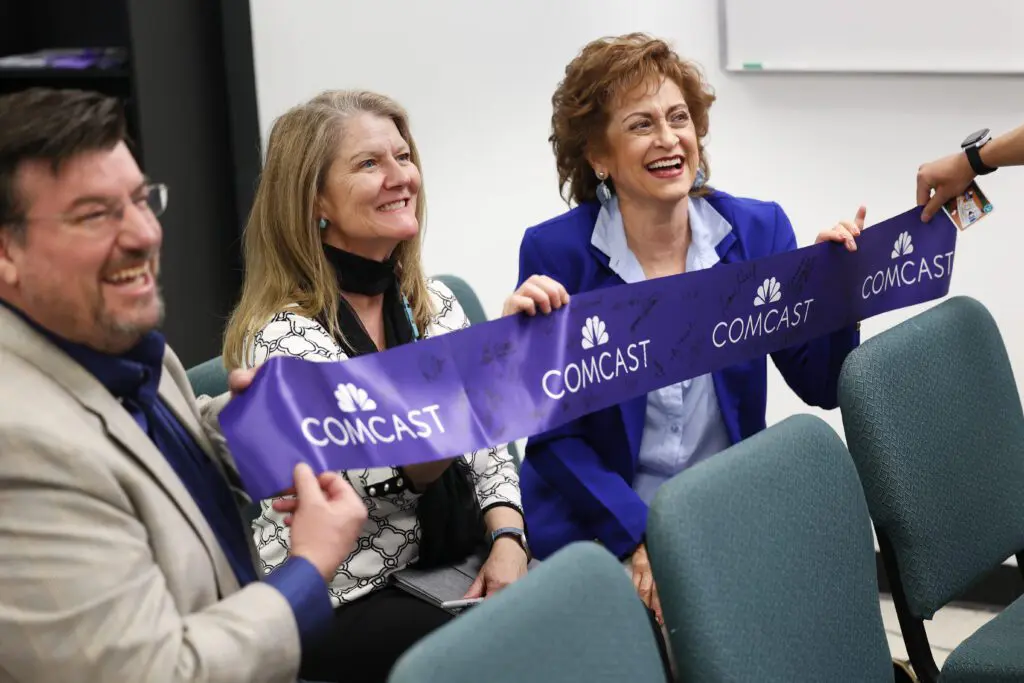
[647,414,893,682]
[387,542,667,683]
[186,356,229,398]
[434,273,488,325]
[839,295,1024,619]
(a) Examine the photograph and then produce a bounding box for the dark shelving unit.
[0,0,262,368]
[0,68,131,80]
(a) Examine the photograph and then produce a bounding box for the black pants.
[300,586,454,683]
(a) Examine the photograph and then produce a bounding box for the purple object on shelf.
[49,56,100,69]
[0,48,127,71]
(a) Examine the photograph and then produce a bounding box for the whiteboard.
[720,0,1024,74]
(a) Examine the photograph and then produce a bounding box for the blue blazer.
[515,189,860,561]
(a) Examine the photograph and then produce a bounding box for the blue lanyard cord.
[402,295,421,341]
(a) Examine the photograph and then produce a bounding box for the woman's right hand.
[631,543,664,625]
[502,275,569,317]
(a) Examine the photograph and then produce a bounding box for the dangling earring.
[318,217,329,231]
[595,170,612,205]
[692,167,706,191]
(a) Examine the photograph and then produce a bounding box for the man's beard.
[22,280,165,354]
[101,288,166,347]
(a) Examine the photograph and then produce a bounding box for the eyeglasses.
[24,182,168,231]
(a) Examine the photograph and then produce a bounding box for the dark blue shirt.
[3,302,332,650]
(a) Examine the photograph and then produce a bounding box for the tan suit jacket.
[0,306,304,683]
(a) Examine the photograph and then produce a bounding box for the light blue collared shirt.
[591,196,735,504]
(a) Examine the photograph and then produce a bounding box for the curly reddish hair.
[550,33,717,205]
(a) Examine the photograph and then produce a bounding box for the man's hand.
[631,543,663,625]
[463,537,528,599]
[271,463,368,581]
[917,151,975,223]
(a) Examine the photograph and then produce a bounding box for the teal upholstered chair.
[387,541,667,682]
[647,414,893,682]
[433,273,521,464]
[185,356,263,523]
[434,273,488,326]
[839,295,1024,683]
[186,355,229,398]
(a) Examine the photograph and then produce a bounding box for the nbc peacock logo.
[891,231,914,260]
[753,277,782,307]
[334,382,377,413]
[580,315,610,350]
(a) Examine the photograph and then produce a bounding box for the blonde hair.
[223,90,432,369]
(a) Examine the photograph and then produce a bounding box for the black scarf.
[322,243,484,569]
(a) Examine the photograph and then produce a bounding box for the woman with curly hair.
[510,33,867,623]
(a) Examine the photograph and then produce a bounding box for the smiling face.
[0,141,164,353]
[318,113,421,260]
[590,77,700,208]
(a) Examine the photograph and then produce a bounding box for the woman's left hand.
[502,275,570,317]
[463,538,528,599]
[815,206,867,252]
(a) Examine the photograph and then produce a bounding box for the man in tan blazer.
[0,88,368,683]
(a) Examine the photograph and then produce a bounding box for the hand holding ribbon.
[502,274,570,317]
[815,205,867,252]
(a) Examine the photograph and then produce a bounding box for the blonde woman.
[223,90,559,682]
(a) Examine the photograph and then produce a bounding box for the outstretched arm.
[918,123,1024,221]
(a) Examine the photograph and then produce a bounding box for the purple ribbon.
[220,207,958,500]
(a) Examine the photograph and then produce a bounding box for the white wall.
[249,0,1024,439]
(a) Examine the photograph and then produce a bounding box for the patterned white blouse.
[242,279,522,607]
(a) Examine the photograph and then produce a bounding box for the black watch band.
[491,527,530,559]
[961,128,997,176]
[965,145,997,176]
